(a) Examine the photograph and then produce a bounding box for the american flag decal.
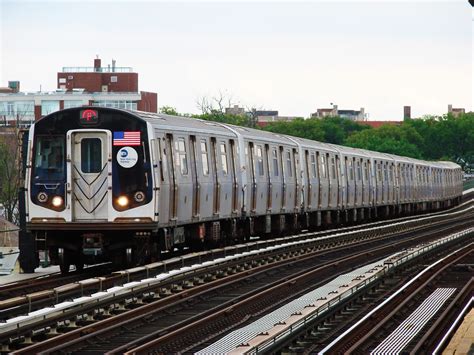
[113,131,141,146]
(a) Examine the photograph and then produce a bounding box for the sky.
[0,0,472,120]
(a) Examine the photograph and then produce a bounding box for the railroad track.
[6,205,472,354]
[319,244,473,354]
[2,199,472,321]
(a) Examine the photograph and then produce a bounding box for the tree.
[345,124,423,158]
[160,106,179,116]
[196,90,235,115]
[263,116,370,144]
[0,131,20,224]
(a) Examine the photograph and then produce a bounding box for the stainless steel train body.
[25,107,464,270]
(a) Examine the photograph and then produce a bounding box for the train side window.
[348,158,354,180]
[220,142,228,175]
[157,139,165,181]
[272,148,279,177]
[319,153,326,178]
[311,153,317,178]
[200,140,209,175]
[257,145,264,176]
[175,137,188,175]
[330,156,336,179]
[357,159,362,181]
[81,138,102,173]
[286,151,292,177]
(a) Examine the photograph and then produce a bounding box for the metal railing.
[61,66,133,73]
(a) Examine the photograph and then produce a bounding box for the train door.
[196,137,213,219]
[337,154,344,209]
[174,136,193,223]
[293,148,300,211]
[309,151,319,210]
[355,158,362,206]
[253,143,268,214]
[328,154,338,209]
[279,146,286,211]
[166,134,178,221]
[265,144,272,212]
[189,136,200,219]
[284,149,296,211]
[69,131,110,221]
[211,138,220,215]
[152,134,170,225]
[217,139,233,217]
[229,140,239,214]
[389,163,395,204]
[270,147,282,213]
[318,152,329,209]
[305,150,311,210]
[362,159,368,206]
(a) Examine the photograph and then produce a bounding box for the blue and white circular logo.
[117,147,138,168]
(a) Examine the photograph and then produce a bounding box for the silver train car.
[25,107,463,272]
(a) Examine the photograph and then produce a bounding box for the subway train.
[24,107,463,272]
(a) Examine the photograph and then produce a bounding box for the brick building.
[0,57,157,127]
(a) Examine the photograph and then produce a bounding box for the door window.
[201,140,209,175]
[81,138,102,173]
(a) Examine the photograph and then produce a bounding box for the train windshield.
[33,136,66,181]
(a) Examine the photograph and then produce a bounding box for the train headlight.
[134,191,145,203]
[37,192,48,203]
[117,196,129,207]
[52,196,63,207]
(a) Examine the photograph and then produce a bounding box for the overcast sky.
[0,0,472,120]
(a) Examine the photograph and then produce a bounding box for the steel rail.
[320,242,473,354]
[11,218,471,354]
[113,222,473,354]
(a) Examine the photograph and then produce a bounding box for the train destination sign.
[79,109,99,125]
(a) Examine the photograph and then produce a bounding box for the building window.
[58,78,66,84]
[93,100,137,110]
[41,100,60,116]
[64,100,84,109]
[110,76,117,83]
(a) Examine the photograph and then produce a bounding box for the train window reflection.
[220,142,228,175]
[175,137,188,175]
[33,135,65,180]
[257,146,264,176]
[201,140,209,175]
[272,149,279,177]
[81,138,102,173]
[286,151,292,177]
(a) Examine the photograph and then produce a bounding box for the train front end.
[25,107,156,272]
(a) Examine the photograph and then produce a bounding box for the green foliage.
[405,113,474,168]
[160,106,180,116]
[263,116,370,144]
[192,112,254,127]
[346,124,423,158]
